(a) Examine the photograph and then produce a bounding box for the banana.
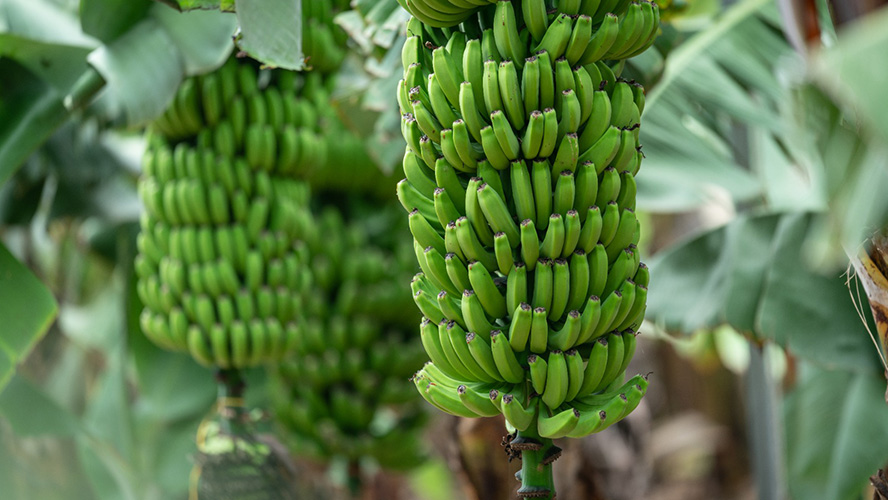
[445,251,473,292]
[441,128,472,173]
[528,353,548,394]
[634,262,650,288]
[187,326,214,366]
[490,330,526,384]
[520,219,541,271]
[420,135,440,170]
[446,321,496,382]
[508,302,533,351]
[562,209,582,257]
[412,100,444,143]
[440,289,466,333]
[425,245,461,296]
[493,0,526,64]
[617,330,638,376]
[590,288,623,340]
[461,289,496,337]
[553,170,576,217]
[414,288,446,324]
[541,350,568,409]
[480,125,510,170]
[565,15,593,65]
[549,259,571,321]
[458,383,502,416]
[558,90,582,144]
[490,110,521,161]
[574,162,600,218]
[615,284,646,331]
[538,406,581,439]
[466,177,496,246]
[511,160,536,223]
[548,309,581,350]
[428,74,460,129]
[563,348,585,401]
[611,279,637,328]
[468,260,507,319]
[539,107,560,158]
[532,13,573,61]
[578,89,613,152]
[498,60,525,130]
[494,232,515,274]
[596,332,626,392]
[578,125,622,168]
[537,51,555,110]
[435,187,464,227]
[521,111,545,160]
[435,157,468,214]
[578,13,620,65]
[576,335,608,396]
[477,181,519,247]
[540,214,565,259]
[421,318,463,378]
[433,319,476,381]
[602,247,632,297]
[529,306,549,354]
[432,46,463,109]
[523,0,548,42]
[452,119,480,169]
[410,208,447,255]
[531,258,554,312]
[506,262,528,314]
[459,82,488,143]
[462,39,487,115]
[481,28,502,64]
[500,392,537,431]
[531,160,553,229]
[599,201,621,247]
[466,332,505,382]
[615,170,637,212]
[606,208,638,263]
[562,247,590,310]
[482,59,504,115]
[522,58,541,123]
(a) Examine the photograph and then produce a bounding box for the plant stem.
[745,342,786,500]
[514,426,556,499]
[347,459,362,499]
[215,369,247,436]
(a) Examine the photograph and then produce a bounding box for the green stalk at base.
[512,427,559,499]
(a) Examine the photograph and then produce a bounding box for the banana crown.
[271,205,428,468]
[399,0,657,439]
[136,58,330,369]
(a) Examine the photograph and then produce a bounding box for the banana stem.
[215,369,247,436]
[514,427,556,499]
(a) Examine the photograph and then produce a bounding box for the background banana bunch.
[270,205,428,473]
[396,0,658,496]
[136,56,324,368]
[303,0,351,74]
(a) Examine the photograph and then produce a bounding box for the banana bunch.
[396,0,657,445]
[271,207,428,469]
[303,0,351,74]
[136,58,324,368]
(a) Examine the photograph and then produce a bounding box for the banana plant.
[393,1,660,497]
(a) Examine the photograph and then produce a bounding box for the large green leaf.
[648,212,878,371]
[0,60,70,187]
[80,0,152,43]
[0,240,58,392]
[234,0,303,70]
[784,366,888,500]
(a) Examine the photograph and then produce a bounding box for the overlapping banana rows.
[271,209,427,467]
[397,0,657,439]
[136,60,326,368]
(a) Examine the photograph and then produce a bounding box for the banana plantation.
[3,0,888,499]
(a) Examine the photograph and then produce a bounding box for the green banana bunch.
[270,206,428,470]
[397,1,658,496]
[136,58,323,368]
[303,0,351,74]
